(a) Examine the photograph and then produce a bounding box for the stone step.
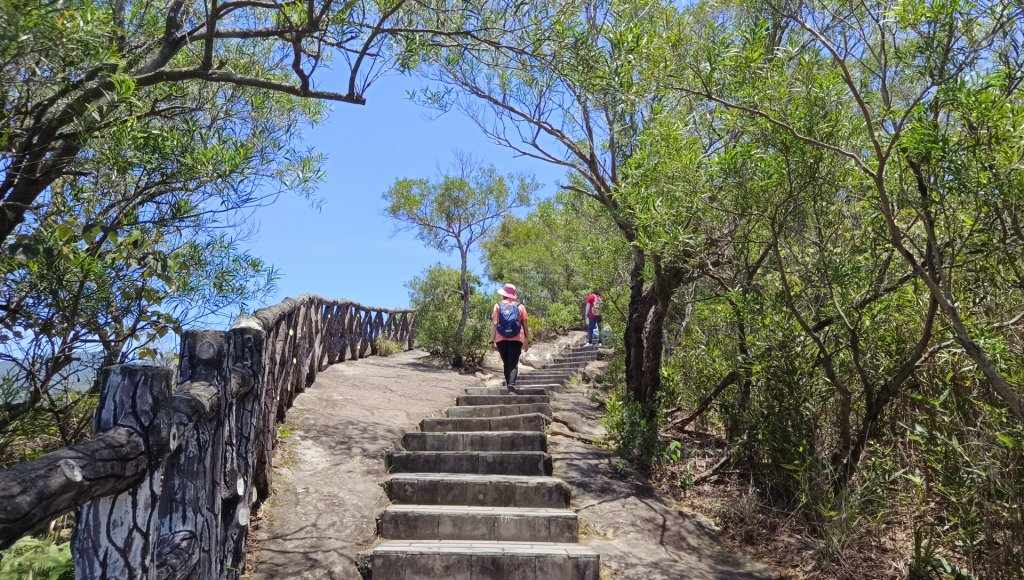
[377,505,578,543]
[542,355,595,365]
[517,376,572,386]
[524,368,580,377]
[542,360,592,369]
[383,473,570,508]
[456,395,550,406]
[512,383,564,393]
[420,413,549,433]
[402,431,546,452]
[517,376,571,385]
[465,387,549,396]
[445,403,551,419]
[520,370,577,379]
[542,361,592,370]
[386,451,552,476]
[358,540,600,579]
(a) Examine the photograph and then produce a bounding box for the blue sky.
[241,74,566,309]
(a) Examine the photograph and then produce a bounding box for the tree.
[0,78,300,461]
[405,264,491,364]
[0,0,536,247]
[383,153,535,365]
[649,0,1024,571]
[681,0,1024,424]
[406,0,720,429]
[0,0,535,459]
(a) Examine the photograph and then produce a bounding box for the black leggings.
[496,340,523,387]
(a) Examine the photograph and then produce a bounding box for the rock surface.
[249,350,476,580]
[518,330,589,369]
[581,360,609,383]
[248,344,779,579]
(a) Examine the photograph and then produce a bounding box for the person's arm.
[491,304,499,349]
[520,305,530,352]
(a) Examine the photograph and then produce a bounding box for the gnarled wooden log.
[0,429,145,550]
[220,323,265,578]
[157,331,231,580]
[73,365,174,578]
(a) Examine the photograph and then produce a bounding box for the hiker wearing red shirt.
[491,283,529,393]
[585,290,603,346]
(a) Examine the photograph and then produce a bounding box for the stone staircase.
[358,343,600,579]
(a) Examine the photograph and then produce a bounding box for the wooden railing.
[0,294,415,578]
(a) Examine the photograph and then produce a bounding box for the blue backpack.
[496,302,522,338]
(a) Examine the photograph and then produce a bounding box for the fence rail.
[0,294,415,578]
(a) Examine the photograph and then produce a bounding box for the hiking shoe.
[507,384,518,394]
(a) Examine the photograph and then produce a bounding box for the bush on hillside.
[407,265,491,366]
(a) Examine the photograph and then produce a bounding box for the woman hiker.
[491,283,529,393]
[584,289,604,346]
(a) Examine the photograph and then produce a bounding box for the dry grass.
[650,431,914,580]
[242,427,297,577]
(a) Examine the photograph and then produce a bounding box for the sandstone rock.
[582,360,609,384]
[554,331,590,350]
[520,349,554,369]
[520,330,589,369]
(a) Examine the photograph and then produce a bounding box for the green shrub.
[407,265,492,366]
[601,389,659,467]
[533,301,585,339]
[0,535,74,580]
[904,383,1024,578]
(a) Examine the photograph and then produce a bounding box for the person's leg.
[587,316,597,344]
[595,316,603,345]
[505,340,523,388]
[496,341,513,386]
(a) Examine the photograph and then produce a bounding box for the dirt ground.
[247,344,781,579]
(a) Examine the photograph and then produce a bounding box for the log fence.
[0,294,415,578]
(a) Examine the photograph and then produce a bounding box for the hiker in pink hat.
[491,283,529,393]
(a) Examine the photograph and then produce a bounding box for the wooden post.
[339,305,352,364]
[273,307,296,420]
[359,309,372,358]
[317,301,332,369]
[398,312,410,348]
[270,317,288,422]
[347,305,359,360]
[298,299,315,390]
[221,322,265,578]
[369,311,383,355]
[247,318,280,510]
[157,330,231,580]
[73,365,173,579]
[408,313,418,349]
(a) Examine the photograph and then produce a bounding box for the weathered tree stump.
[157,330,231,580]
[73,365,174,579]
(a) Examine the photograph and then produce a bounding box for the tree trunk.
[624,246,649,409]
[623,250,682,421]
[727,304,752,441]
[453,245,471,367]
